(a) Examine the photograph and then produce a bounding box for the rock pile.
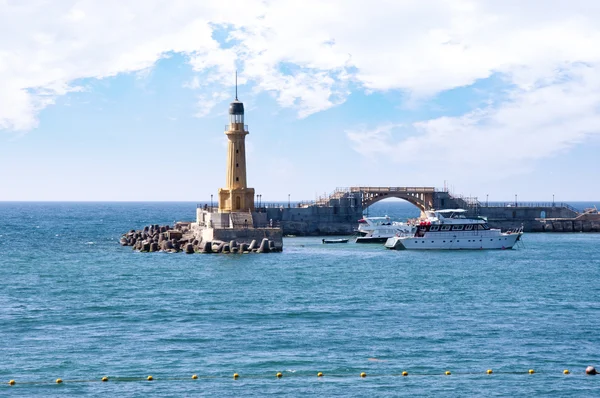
[120,224,281,254]
[540,219,600,232]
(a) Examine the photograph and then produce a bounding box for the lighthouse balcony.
[225,124,248,132]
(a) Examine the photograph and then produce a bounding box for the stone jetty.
[537,213,600,232]
[120,222,281,254]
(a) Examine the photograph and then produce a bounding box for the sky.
[1,0,600,202]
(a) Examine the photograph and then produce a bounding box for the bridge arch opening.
[363,197,422,220]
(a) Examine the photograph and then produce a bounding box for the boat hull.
[355,237,389,244]
[385,233,522,250]
[322,239,349,244]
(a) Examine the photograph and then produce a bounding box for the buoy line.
[5,368,593,386]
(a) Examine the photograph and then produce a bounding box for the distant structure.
[193,74,283,250]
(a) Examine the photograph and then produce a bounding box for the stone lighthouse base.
[193,209,283,251]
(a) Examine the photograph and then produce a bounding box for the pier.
[197,187,598,235]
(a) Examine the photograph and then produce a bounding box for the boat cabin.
[415,209,490,237]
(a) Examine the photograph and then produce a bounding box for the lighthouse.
[218,74,255,213]
[193,73,282,251]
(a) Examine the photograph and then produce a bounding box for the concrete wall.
[479,206,578,220]
[483,213,600,232]
[263,205,363,236]
[472,206,581,232]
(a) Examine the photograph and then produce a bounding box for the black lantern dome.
[229,100,244,115]
[228,71,244,124]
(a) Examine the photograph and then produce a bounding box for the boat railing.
[505,225,524,234]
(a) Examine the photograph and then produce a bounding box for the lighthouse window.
[236,177,239,181]
[236,163,239,167]
[236,149,239,154]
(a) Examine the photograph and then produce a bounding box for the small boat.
[355,216,414,243]
[322,238,349,244]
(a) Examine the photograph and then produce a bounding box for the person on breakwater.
[586,366,598,375]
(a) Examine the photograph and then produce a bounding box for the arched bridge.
[350,187,435,211]
[312,186,466,213]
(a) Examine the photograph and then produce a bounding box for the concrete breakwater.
[120,223,281,253]
[484,212,600,233]
[538,215,600,232]
[257,205,600,235]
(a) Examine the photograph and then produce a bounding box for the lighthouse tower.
[218,75,255,213]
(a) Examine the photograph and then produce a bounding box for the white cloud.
[2,0,600,139]
[194,91,230,117]
[347,64,600,181]
[0,0,262,131]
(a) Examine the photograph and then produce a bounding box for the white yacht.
[356,216,414,243]
[384,209,523,250]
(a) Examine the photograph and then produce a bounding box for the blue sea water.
[1,201,599,397]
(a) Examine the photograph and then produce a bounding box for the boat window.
[441,225,451,231]
[429,226,439,232]
[465,225,473,231]
[451,225,464,231]
[483,224,490,230]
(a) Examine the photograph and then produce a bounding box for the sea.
[1,201,599,397]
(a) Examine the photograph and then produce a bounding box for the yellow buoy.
[8,380,15,386]
[56,378,63,384]
[101,376,108,382]
[317,372,323,377]
[276,372,282,378]
[402,371,408,376]
[564,369,570,375]
[529,369,535,374]
[192,374,198,379]
[233,373,239,379]
[147,375,153,381]
[445,371,451,376]
[360,372,367,378]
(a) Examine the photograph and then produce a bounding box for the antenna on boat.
[235,70,238,101]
